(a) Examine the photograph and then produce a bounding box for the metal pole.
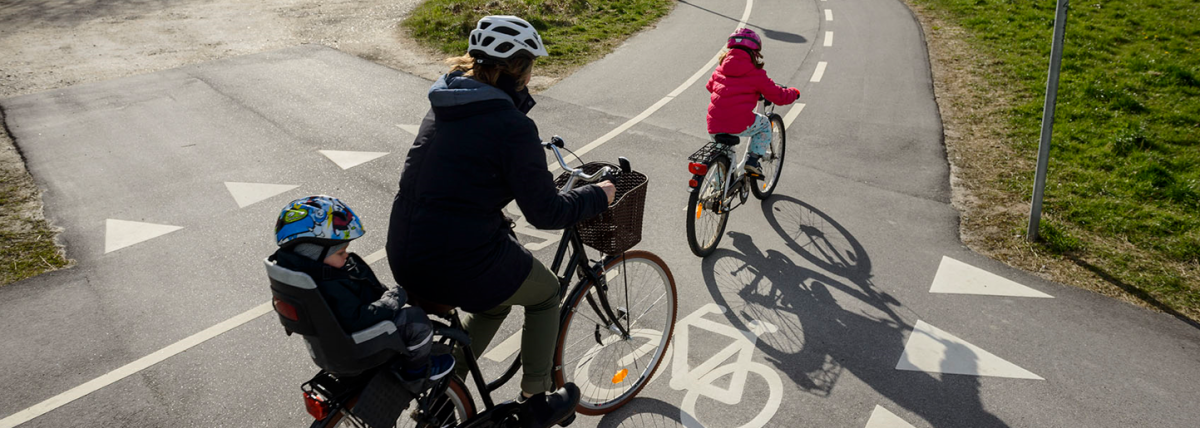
[1028,0,1069,242]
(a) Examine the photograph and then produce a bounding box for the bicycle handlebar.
[543,135,612,189]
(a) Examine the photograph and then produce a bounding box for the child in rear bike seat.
[271,195,453,389]
[706,28,801,177]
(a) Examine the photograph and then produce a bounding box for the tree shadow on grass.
[694,195,1011,427]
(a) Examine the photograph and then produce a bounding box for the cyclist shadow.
[595,397,685,428]
[696,196,1009,427]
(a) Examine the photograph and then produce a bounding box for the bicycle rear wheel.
[554,250,678,415]
[329,377,475,428]
[751,114,786,199]
[686,156,730,257]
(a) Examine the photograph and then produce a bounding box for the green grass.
[402,0,675,72]
[0,183,69,286]
[914,0,1198,315]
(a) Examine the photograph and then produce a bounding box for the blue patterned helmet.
[275,195,364,248]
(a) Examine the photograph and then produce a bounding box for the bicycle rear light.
[688,179,699,188]
[303,390,331,420]
[688,162,708,176]
[273,297,299,322]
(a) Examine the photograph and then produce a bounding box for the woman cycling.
[386,15,615,428]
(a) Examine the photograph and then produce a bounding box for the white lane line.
[0,302,273,428]
[551,0,756,172]
[482,331,523,362]
[811,62,828,82]
[1,249,401,427]
[784,103,806,130]
[825,9,833,21]
[363,248,387,265]
[824,31,834,47]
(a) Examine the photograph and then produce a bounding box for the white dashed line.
[482,331,523,362]
[825,9,833,21]
[810,62,828,82]
[783,104,806,130]
[824,31,834,47]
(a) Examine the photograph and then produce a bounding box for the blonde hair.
[718,48,765,69]
[445,54,535,90]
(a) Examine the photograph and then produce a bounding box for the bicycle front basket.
[554,162,649,256]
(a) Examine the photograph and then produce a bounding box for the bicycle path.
[1,0,1199,427]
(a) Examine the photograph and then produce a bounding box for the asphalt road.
[2,0,1199,427]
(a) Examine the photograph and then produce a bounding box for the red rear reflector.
[304,391,331,420]
[274,297,299,322]
[688,162,708,176]
[688,179,699,188]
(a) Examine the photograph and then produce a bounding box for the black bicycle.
[685,97,786,257]
[301,137,678,428]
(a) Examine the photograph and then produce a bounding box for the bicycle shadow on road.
[694,196,1010,427]
[596,397,685,428]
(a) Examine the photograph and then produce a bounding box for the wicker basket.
[554,162,648,256]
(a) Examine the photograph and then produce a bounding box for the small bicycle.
[298,137,678,428]
[685,97,787,257]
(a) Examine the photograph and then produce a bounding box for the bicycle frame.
[711,100,776,212]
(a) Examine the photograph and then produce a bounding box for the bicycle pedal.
[557,413,577,426]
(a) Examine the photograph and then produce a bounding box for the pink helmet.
[726,28,761,51]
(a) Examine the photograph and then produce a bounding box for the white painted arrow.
[105,219,183,254]
[896,320,1043,380]
[223,182,298,208]
[318,150,389,170]
[930,256,1053,298]
[865,405,916,428]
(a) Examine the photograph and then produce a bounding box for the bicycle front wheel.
[554,250,678,415]
[752,114,786,199]
[686,156,730,257]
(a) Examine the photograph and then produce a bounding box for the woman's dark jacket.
[386,72,608,313]
[271,248,404,333]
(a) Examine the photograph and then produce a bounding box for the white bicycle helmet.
[468,15,549,62]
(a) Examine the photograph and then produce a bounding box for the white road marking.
[396,124,420,135]
[929,256,1053,298]
[362,248,387,265]
[104,219,183,254]
[865,405,916,428]
[783,103,806,130]
[550,0,755,171]
[1,251,400,427]
[482,330,523,362]
[825,9,833,21]
[824,31,834,47]
[224,182,298,208]
[810,62,828,82]
[896,320,1043,380]
[318,150,389,170]
[0,302,273,428]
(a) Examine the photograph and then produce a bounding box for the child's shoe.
[744,154,764,179]
[397,353,456,392]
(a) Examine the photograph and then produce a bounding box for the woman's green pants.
[457,259,560,394]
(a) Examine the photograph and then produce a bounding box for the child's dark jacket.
[270,248,405,333]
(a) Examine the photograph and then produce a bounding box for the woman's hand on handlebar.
[598,181,616,205]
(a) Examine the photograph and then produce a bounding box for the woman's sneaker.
[516,383,580,428]
[744,154,764,178]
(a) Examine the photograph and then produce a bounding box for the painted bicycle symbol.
[669,303,784,428]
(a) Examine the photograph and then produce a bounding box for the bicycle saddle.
[713,134,740,146]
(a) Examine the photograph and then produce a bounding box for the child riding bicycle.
[706,28,801,177]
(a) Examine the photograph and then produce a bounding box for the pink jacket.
[705,49,800,134]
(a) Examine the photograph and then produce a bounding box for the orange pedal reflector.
[612,368,629,384]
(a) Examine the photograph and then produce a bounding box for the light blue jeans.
[736,113,772,158]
